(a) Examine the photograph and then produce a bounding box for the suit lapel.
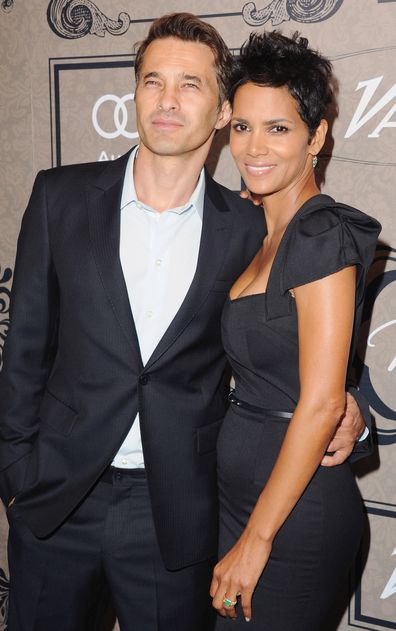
[86,151,143,368]
[144,173,233,370]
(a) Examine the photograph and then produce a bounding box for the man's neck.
[133,144,208,212]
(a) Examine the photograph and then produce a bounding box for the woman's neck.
[262,178,320,237]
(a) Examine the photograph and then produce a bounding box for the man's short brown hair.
[134,12,232,103]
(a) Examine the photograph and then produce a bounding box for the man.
[0,12,370,631]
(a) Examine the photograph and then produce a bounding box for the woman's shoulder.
[292,194,381,236]
[280,194,381,293]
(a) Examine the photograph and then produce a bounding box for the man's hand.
[321,392,366,467]
[239,189,263,206]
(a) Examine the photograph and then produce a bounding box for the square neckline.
[228,194,331,304]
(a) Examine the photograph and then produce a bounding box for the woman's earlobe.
[313,119,328,153]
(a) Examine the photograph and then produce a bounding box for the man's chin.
[141,139,191,157]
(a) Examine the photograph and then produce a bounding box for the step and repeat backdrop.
[0,1,395,629]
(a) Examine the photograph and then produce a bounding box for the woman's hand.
[210,528,272,622]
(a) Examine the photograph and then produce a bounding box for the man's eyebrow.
[142,71,161,80]
[182,74,203,85]
[141,72,203,85]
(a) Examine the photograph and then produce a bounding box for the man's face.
[134,37,230,158]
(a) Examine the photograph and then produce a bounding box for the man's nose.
[158,86,179,112]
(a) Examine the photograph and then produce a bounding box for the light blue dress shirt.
[113,147,205,468]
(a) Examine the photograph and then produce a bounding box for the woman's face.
[230,82,324,199]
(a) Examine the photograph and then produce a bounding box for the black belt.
[228,390,293,419]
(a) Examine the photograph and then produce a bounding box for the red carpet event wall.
[0,1,395,629]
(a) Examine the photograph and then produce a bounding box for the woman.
[210,32,381,629]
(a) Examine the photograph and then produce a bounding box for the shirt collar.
[120,146,205,221]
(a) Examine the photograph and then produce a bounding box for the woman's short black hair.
[228,31,333,134]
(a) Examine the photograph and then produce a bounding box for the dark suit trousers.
[7,469,216,631]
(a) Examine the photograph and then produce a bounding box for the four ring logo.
[92,94,139,139]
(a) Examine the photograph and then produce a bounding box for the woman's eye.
[271,125,288,133]
[233,123,249,132]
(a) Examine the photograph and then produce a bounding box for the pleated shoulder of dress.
[280,194,381,295]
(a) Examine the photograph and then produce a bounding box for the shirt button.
[147,310,154,318]
[155,259,163,267]
[139,374,150,385]
[121,458,129,465]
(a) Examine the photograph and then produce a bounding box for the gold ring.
[223,596,237,607]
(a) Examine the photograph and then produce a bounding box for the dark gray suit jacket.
[0,151,265,569]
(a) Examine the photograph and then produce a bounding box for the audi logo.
[92,94,139,140]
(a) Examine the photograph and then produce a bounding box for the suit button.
[139,374,150,385]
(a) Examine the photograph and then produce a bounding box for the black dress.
[216,195,381,630]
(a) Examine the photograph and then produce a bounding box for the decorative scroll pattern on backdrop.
[0,567,9,631]
[242,0,344,26]
[46,0,344,38]
[1,0,14,12]
[47,0,131,39]
[0,267,12,372]
[357,246,396,445]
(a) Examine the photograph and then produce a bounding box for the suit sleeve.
[346,385,373,462]
[0,170,59,506]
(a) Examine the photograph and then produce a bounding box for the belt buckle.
[228,389,238,404]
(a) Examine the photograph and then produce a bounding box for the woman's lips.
[244,163,276,176]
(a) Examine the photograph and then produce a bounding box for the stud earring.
[312,155,318,168]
